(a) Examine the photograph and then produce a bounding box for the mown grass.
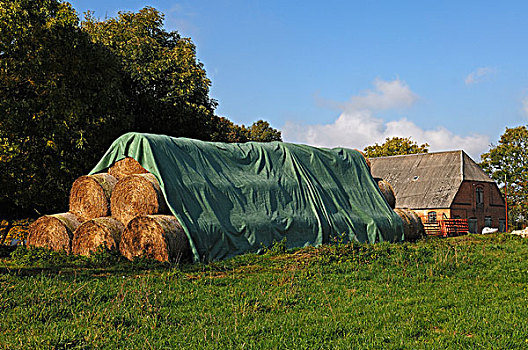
[1,234,528,349]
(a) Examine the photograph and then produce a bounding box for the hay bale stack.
[27,213,81,253]
[69,173,117,222]
[394,208,425,241]
[111,173,169,225]
[120,215,190,262]
[72,217,124,256]
[374,177,396,209]
[108,157,149,180]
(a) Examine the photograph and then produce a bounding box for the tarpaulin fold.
[91,132,404,262]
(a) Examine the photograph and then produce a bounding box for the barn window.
[428,211,437,223]
[468,218,478,233]
[476,187,484,207]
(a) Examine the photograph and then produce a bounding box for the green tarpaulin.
[91,132,404,262]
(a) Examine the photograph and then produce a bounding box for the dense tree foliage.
[480,126,528,229]
[81,7,217,140]
[363,137,429,158]
[246,120,282,142]
[0,0,130,216]
[211,118,282,143]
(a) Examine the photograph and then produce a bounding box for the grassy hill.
[1,234,528,349]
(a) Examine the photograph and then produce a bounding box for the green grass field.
[1,234,528,349]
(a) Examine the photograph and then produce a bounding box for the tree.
[210,118,282,143]
[363,137,429,158]
[247,120,282,142]
[82,7,218,140]
[0,2,281,217]
[0,0,130,215]
[480,126,528,229]
[210,117,248,143]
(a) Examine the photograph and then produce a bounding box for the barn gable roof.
[369,150,493,209]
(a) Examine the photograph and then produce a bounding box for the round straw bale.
[111,173,169,225]
[374,177,396,209]
[27,213,81,253]
[69,173,117,222]
[394,208,425,241]
[72,217,124,256]
[120,215,191,263]
[405,209,425,239]
[394,208,412,240]
[108,157,149,180]
[353,149,371,170]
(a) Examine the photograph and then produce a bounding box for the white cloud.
[282,78,490,160]
[342,78,418,111]
[465,67,494,85]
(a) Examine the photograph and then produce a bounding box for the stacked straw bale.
[27,156,190,263]
[27,213,81,253]
[69,173,117,221]
[394,208,425,241]
[72,217,124,256]
[108,157,148,180]
[110,173,169,226]
[120,215,190,263]
[374,177,396,209]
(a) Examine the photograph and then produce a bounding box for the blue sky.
[69,0,528,159]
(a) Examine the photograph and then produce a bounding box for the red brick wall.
[451,181,505,233]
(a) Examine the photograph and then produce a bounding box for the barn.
[370,150,506,235]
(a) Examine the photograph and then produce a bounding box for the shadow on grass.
[0,246,196,280]
[0,264,176,278]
